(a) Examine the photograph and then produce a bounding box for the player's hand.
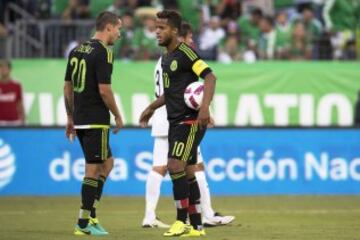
[65,118,76,142]
[113,116,123,134]
[208,116,215,128]
[139,107,155,127]
[197,106,210,128]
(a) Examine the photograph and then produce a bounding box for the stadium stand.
[0,0,359,60]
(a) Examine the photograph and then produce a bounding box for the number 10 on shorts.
[172,141,185,157]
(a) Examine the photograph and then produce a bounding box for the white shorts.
[153,137,203,167]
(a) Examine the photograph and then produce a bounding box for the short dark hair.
[96,11,120,31]
[251,8,263,17]
[262,15,274,26]
[179,22,192,38]
[156,10,182,31]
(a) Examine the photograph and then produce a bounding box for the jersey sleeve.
[95,46,113,84]
[179,43,212,79]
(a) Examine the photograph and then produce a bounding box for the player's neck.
[0,76,10,83]
[93,32,109,46]
[166,39,180,53]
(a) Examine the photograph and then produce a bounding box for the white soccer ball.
[184,81,204,110]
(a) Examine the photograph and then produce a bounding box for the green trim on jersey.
[179,43,197,61]
[182,123,198,162]
[101,129,108,160]
[83,178,98,188]
[97,40,114,64]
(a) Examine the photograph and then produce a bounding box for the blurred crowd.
[0,0,360,62]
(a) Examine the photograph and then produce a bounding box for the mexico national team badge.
[170,60,178,71]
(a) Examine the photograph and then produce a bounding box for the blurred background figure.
[106,0,124,15]
[274,10,291,59]
[132,8,159,60]
[258,16,276,60]
[114,11,135,60]
[0,60,25,126]
[198,16,225,60]
[218,20,242,63]
[294,4,322,59]
[289,21,312,60]
[238,7,263,57]
[0,0,358,60]
[62,0,90,20]
[323,0,360,60]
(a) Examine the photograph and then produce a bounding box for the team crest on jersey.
[170,60,178,71]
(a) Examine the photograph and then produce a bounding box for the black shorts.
[76,128,112,164]
[168,122,206,165]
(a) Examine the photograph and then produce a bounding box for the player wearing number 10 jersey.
[140,10,218,237]
[64,11,124,236]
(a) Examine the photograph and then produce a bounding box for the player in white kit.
[142,21,235,228]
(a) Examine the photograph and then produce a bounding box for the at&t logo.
[0,139,16,190]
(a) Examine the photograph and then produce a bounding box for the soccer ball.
[184,81,204,110]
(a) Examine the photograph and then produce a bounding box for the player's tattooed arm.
[139,95,165,127]
[64,81,75,140]
[64,81,74,117]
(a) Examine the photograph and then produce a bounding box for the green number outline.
[172,141,185,157]
[70,57,87,93]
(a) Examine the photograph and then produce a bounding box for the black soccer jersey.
[161,42,212,124]
[64,39,113,128]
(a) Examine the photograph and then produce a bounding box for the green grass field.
[0,196,359,240]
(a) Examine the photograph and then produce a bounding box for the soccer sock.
[195,171,215,218]
[78,177,98,228]
[144,170,163,221]
[90,175,106,218]
[170,171,189,223]
[188,177,202,230]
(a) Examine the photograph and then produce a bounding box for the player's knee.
[167,159,185,173]
[85,163,101,178]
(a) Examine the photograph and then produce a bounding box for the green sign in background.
[12,60,360,126]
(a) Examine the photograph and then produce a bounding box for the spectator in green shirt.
[275,11,291,59]
[238,8,263,50]
[132,14,160,60]
[258,16,277,60]
[113,11,135,60]
[323,0,360,59]
[296,5,322,42]
[289,21,312,60]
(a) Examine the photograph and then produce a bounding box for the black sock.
[170,171,189,223]
[78,177,98,228]
[188,177,202,230]
[91,175,106,218]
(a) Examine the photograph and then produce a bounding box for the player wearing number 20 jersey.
[65,38,114,128]
[64,11,123,236]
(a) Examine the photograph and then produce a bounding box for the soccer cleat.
[142,217,170,228]
[163,220,191,237]
[203,212,235,227]
[180,225,206,237]
[89,217,109,234]
[73,224,107,236]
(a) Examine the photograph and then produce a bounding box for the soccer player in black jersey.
[64,11,124,236]
[139,10,217,237]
